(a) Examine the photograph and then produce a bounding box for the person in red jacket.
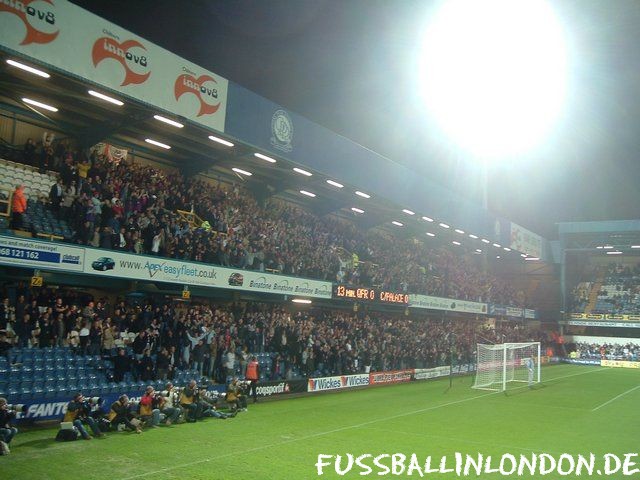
[11,185,27,230]
[245,356,260,403]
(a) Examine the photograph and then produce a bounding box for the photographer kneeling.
[139,386,161,428]
[158,383,182,425]
[108,395,142,434]
[199,390,236,419]
[63,393,105,440]
[225,378,248,413]
[179,380,203,422]
[0,397,18,455]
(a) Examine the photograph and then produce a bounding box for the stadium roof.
[0,1,548,262]
[67,0,640,240]
[0,51,434,230]
[558,220,640,254]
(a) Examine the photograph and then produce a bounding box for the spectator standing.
[10,185,27,230]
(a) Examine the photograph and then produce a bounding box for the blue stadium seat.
[19,388,33,399]
[21,348,35,358]
[33,349,45,358]
[44,388,58,399]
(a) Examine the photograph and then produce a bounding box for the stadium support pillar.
[560,235,567,313]
[10,112,17,144]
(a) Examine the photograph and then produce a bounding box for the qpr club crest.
[270,109,293,152]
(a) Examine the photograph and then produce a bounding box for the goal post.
[473,342,541,391]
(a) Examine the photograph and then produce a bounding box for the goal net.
[472,342,541,391]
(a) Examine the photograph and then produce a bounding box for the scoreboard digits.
[333,285,409,305]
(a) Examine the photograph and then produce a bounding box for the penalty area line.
[592,383,640,412]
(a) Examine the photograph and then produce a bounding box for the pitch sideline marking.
[118,366,607,480]
[591,383,640,412]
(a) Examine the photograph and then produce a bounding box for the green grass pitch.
[2,364,638,479]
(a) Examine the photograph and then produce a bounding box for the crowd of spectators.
[570,282,591,312]
[19,135,524,307]
[595,263,640,314]
[570,263,640,314]
[571,342,640,361]
[0,285,547,382]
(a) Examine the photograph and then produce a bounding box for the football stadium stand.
[571,262,640,315]
[2,141,524,307]
[0,285,549,406]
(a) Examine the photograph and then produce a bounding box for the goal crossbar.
[472,342,541,392]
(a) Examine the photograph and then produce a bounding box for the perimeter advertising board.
[369,369,413,385]
[601,359,640,369]
[0,235,332,299]
[413,366,451,381]
[255,380,306,398]
[307,374,370,393]
[409,294,487,315]
[0,235,84,272]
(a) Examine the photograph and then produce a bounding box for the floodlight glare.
[232,168,252,176]
[22,98,57,112]
[418,0,567,157]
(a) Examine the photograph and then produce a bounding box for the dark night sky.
[70,0,640,239]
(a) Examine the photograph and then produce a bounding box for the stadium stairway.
[585,281,603,314]
[525,279,540,306]
[0,158,73,241]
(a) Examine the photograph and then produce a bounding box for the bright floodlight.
[419,0,567,157]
